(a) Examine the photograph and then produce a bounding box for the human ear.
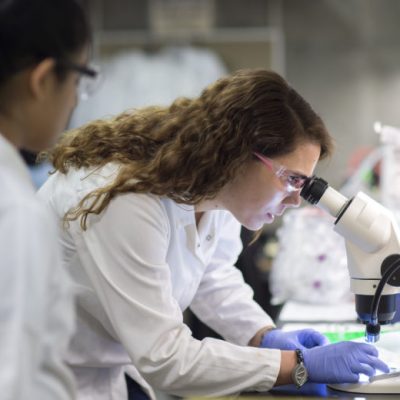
[28,58,57,101]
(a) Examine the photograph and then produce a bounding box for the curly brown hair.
[46,69,333,229]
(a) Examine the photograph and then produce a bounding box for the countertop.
[187,383,400,399]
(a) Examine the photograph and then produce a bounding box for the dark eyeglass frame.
[56,59,98,78]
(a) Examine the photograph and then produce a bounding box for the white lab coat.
[0,134,75,400]
[38,162,281,400]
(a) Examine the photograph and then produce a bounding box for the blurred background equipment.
[72,0,284,127]
[269,206,351,307]
[70,46,228,127]
[376,122,400,223]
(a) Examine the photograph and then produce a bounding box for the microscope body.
[301,180,400,330]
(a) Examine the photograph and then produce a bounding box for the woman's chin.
[242,214,274,231]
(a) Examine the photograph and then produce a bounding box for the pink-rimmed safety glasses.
[253,152,309,193]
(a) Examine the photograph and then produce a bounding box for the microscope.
[300,176,400,343]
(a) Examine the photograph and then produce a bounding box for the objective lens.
[365,323,381,343]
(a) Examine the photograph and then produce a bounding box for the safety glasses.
[253,152,309,192]
[56,60,102,100]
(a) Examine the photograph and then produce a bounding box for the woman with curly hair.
[39,69,388,400]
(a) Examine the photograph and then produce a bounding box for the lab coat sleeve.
[190,212,275,346]
[0,202,75,400]
[74,194,281,397]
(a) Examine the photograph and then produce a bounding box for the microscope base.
[329,377,400,394]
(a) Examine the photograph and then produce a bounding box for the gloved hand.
[303,341,390,383]
[260,328,329,351]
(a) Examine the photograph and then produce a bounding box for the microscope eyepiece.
[300,176,329,205]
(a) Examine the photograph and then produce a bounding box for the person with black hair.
[0,1,95,399]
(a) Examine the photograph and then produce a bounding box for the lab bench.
[187,383,400,399]
[187,302,400,400]
[259,382,399,399]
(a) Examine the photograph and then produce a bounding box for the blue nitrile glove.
[260,328,329,351]
[303,341,390,383]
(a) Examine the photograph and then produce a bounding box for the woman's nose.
[283,190,301,207]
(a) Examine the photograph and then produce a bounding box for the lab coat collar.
[173,202,196,228]
[171,201,216,233]
[0,133,34,190]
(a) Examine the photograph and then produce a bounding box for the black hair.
[0,0,91,85]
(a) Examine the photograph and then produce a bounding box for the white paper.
[278,300,357,322]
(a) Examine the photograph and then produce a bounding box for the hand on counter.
[303,341,390,383]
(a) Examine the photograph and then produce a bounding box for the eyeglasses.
[56,60,102,100]
[253,152,309,192]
